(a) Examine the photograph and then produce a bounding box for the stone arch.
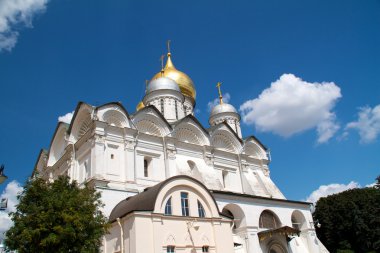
[244,140,267,159]
[132,107,171,136]
[211,132,241,153]
[172,117,210,145]
[77,117,92,138]
[259,210,281,229]
[135,118,164,136]
[172,127,207,145]
[291,210,307,230]
[221,203,247,229]
[48,123,68,166]
[69,103,93,142]
[103,111,129,128]
[96,102,131,128]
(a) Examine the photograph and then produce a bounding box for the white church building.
[33,47,328,253]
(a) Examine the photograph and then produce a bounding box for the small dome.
[210,103,238,117]
[146,77,181,93]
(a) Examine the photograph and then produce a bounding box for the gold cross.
[160,54,165,70]
[167,40,171,54]
[216,82,223,104]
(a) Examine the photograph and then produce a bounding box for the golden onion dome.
[151,53,196,100]
[136,101,145,111]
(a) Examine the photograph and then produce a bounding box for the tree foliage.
[5,176,108,253]
[313,181,380,253]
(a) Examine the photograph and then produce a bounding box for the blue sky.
[0,0,379,204]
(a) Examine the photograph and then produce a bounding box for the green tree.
[313,180,380,253]
[4,176,108,253]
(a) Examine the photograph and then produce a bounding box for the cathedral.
[33,45,328,253]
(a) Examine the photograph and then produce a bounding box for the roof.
[258,226,300,241]
[244,135,268,151]
[211,190,312,206]
[108,175,222,223]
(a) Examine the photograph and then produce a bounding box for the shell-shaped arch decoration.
[103,110,129,128]
[173,127,204,145]
[211,133,240,153]
[135,119,165,136]
[244,141,266,159]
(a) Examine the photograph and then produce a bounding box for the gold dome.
[136,101,145,111]
[152,53,196,100]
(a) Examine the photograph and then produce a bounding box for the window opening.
[181,192,189,216]
[187,160,195,170]
[222,171,228,188]
[198,200,206,218]
[144,159,149,177]
[165,197,172,215]
[175,100,178,119]
[167,246,175,253]
[202,246,209,252]
[111,154,114,159]
[161,99,165,114]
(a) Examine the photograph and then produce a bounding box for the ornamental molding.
[124,139,137,151]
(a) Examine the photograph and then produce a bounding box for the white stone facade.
[33,53,328,253]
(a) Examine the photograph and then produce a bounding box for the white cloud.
[58,111,74,124]
[305,181,360,204]
[345,105,380,143]
[240,73,341,143]
[0,0,49,52]
[0,180,23,240]
[207,93,231,112]
[365,182,376,188]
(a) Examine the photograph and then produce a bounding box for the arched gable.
[132,106,171,136]
[172,115,210,145]
[154,176,220,218]
[48,122,69,166]
[210,123,242,153]
[109,176,222,223]
[32,149,48,177]
[96,102,131,128]
[68,102,94,142]
[243,138,267,159]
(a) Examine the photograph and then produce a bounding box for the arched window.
[181,192,189,216]
[144,159,149,177]
[167,246,175,253]
[187,160,195,170]
[222,171,228,189]
[160,99,165,114]
[175,100,178,119]
[198,200,205,218]
[165,197,172,215]
[259,210,280,229]
[202,246,209,252]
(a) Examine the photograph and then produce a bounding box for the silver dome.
[210,103,238,117]
[147,77,180,93]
